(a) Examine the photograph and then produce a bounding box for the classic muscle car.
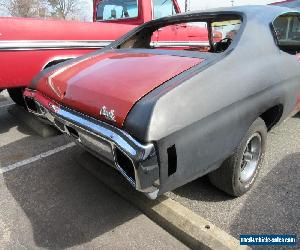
[24,6,300,199]
[1,0,220,107]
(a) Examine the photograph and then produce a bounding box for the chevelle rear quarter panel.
[122,8,300,194]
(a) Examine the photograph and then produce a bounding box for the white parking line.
[0,142,76,174]
[0,103,14,109]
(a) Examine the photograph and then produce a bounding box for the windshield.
[96,0,138,21]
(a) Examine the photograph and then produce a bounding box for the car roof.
[271,0,300,11]
[181,5,297,16]
[106,5,299,60]
[150,5,300,26]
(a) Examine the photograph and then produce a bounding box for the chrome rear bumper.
[24,92,160,199]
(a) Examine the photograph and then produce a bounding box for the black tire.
[7,87,26,107]
[209,117,267,197]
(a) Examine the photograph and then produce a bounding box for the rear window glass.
[273,14,300,54]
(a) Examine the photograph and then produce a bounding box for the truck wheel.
[7,87,26,107]
[209,117,267,197]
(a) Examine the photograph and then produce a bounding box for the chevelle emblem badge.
[100,106,116,122]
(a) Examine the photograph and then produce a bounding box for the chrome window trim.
[151,0,154,20]
[152,41,210,47]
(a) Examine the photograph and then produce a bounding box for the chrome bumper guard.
[24,96,160,199]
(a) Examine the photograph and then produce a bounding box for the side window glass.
[272,13,300,54]
[153,0,176,19]
[96,0,138,21]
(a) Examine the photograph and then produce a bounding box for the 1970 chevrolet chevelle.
[24,6,300,199]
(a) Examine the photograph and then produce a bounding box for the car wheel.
[209,117,267,197]
[7,87,26,107]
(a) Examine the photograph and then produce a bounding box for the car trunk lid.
[36,51,203,127]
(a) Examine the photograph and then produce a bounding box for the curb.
[0,90,11,106]
[7,105,60,138]
[0,90,9,98]
[78,152,250,250]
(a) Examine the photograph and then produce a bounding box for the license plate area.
[78,131,115,163]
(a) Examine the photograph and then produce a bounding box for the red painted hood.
[35,51,203,127]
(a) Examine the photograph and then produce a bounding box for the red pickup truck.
[0,0,220,106]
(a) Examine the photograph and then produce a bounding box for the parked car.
[24,6,300,199]
[0,0,221,106]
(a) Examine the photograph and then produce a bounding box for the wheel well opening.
[43,59,70,69]
[260,105,283,131]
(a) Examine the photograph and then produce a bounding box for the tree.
[0,0,47,18]
[47,0,81,20]
[0,0,90,21]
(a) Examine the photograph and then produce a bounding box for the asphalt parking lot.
[0,90,299,249]
[0,92,188,250]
